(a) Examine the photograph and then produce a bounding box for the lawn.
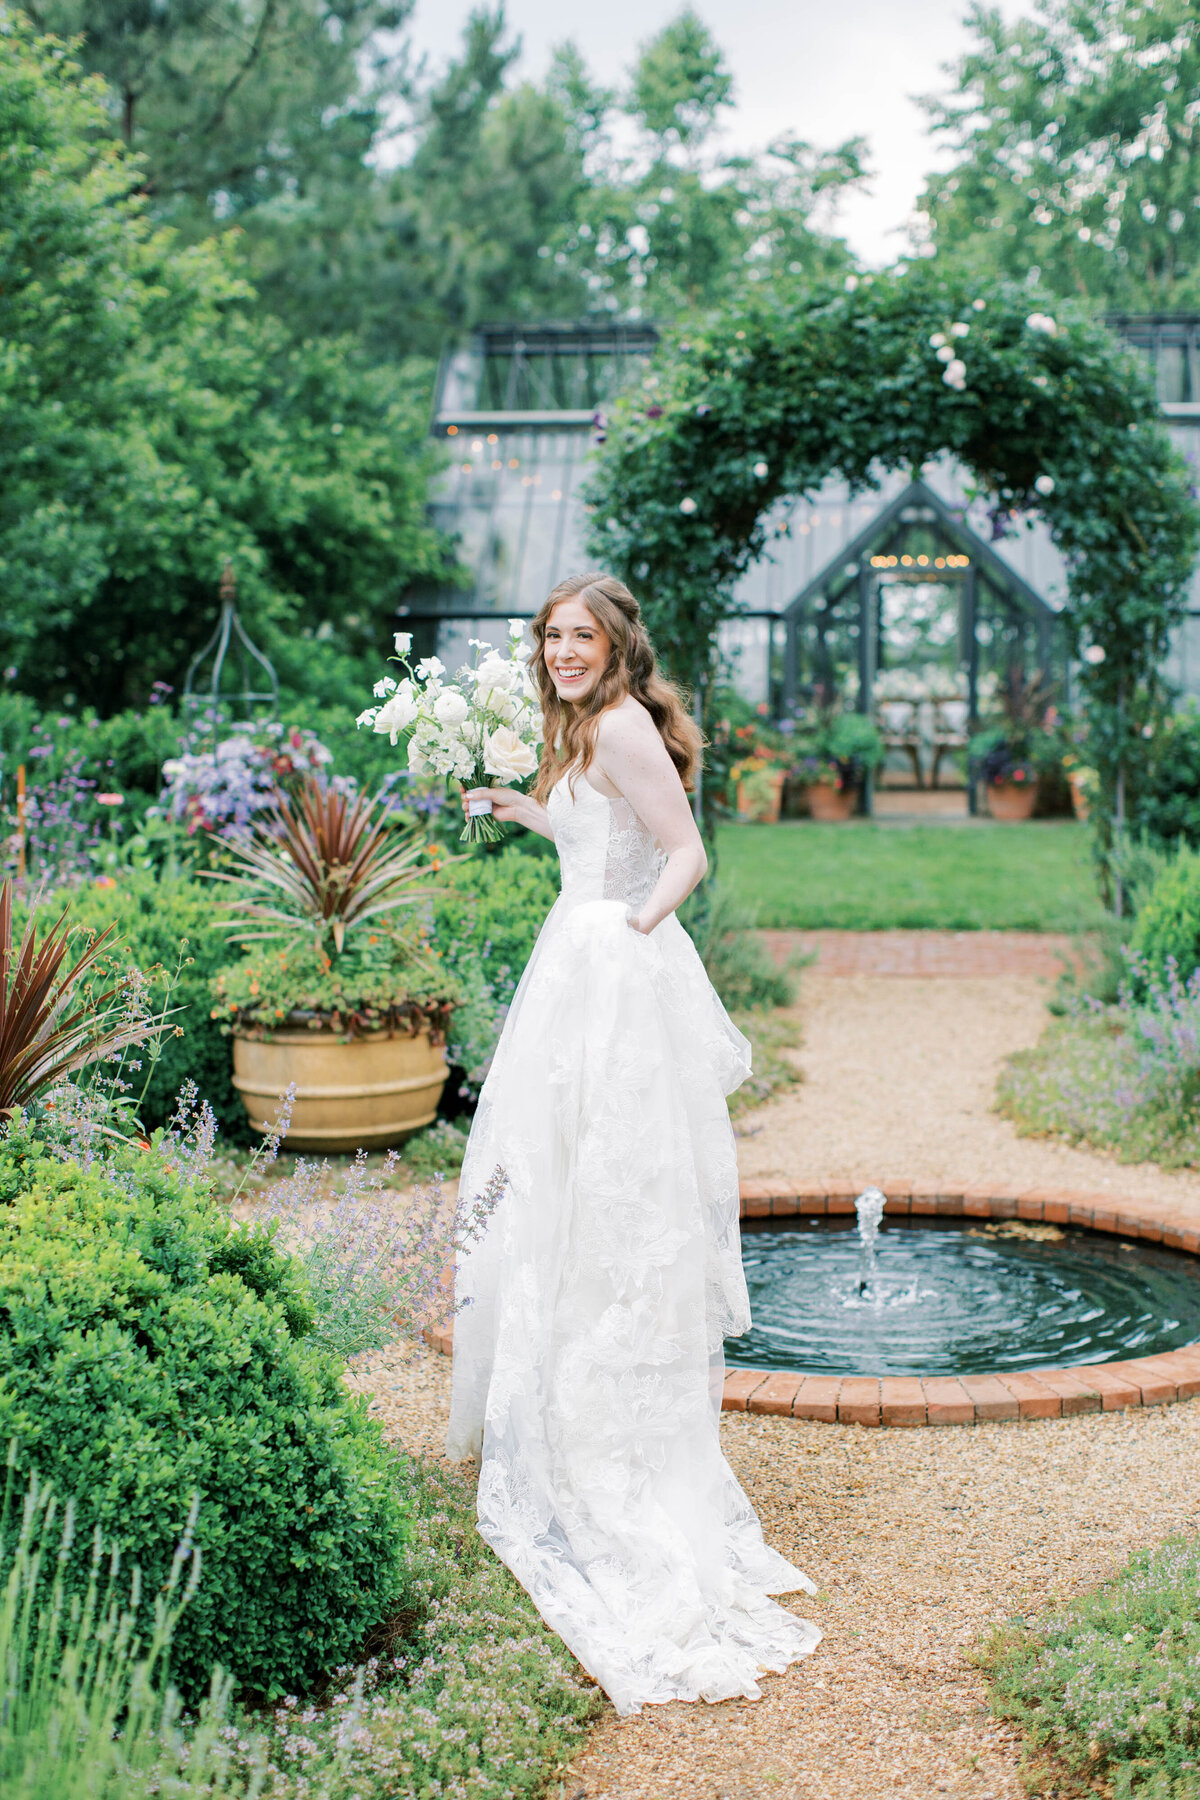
[716,820,1108,932]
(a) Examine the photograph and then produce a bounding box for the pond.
[725,1213,1200,1378]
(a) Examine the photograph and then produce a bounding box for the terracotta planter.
[986,780,1037,822]
[807,780,856,822]
[736,769,785,824]
[232,1026,448,1152]
[1067,771,1091,822]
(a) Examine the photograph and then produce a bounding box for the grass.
[715,819,1108,932]
[978,1534,1200,1799]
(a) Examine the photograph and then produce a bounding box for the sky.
[402,0,1031,266]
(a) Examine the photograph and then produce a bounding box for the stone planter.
[807,780,856,822]
[987,779,1037,822]
[736,769,785,823]
[232,1026,448,1152]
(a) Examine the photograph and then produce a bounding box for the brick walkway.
[762,928,1087,979]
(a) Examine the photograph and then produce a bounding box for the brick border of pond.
[427,1181,1200,1426]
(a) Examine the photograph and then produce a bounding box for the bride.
[446,571,821,1715]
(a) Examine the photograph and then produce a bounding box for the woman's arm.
[594,704,706,934]
[461,785,555,841]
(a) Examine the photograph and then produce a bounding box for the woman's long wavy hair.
[530,572,703,803]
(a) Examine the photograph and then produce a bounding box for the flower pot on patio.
[807,779,856,822]
[736,768,785,823]
[232,1026,448,1152]
[986,779,1037,822]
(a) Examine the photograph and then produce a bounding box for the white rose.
[476,651,520,690]
[484,725,538,782]
[394,631,413,654]
[433,688,470,727]
[373,680,419,743]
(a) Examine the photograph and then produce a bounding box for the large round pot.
[232,1027,448,1152]
[987,779,1037,822]
[807,780,856,822]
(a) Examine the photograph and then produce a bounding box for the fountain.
[724,1186,1200,1381]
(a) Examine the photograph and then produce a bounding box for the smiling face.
[542,597,612,706]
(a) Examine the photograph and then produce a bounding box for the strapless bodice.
[547,771,665,913]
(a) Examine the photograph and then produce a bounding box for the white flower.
[373,676,397,698]
[1034,474,1056,496]
[508,618,525,639]
[1026,311,1057,335]
[476,650,520,690]
[929,333,946,349]
[753,461,769,478]
[943,359,967,388]
[972,298,986,311]
[355,708,377,730]
[415,656,445,681]
[951,321,970,338]
[407,736,430,773]
[394,631,413,655]
[483,725,538,782]
[936,345,955,363]
[433,688,470,727]
[1083,644,1106,665]
[679,496,697,514]
[373,680,419,742]
[844,274,859,291]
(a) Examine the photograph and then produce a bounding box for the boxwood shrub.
[0,1131,408,1702]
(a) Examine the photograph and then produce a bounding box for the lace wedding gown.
[446,771,822,1714]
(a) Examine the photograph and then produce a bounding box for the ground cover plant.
[716,820,1106,932]
[980,1533,1200,1799]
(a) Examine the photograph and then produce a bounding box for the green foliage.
[0,1468,263,1800]
[0,18,451,712]
[982,1534,1200,1798]
[0,1135,408,1703]
[823,711,884,771]
[586,269,1200,853]
[25,873,247,1141]
[1130,848,1200,987]
[681,884,795,1012]
[716,819,1106,932]
[918,0,1200,313]
[210,928,459,1038]
[432,849,560,1004]
[399,1119,469,1182]
[1136,703,1200,847]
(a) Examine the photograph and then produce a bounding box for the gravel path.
[739,971,1200,1216]
[343,947,1200,1797]
[353,1340,1200,1800]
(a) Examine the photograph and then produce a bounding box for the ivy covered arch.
[586,269,1200,840]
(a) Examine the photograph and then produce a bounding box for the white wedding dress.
[446,770,822,1714]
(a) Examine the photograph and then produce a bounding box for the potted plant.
[973,737,1038,820]
[1061,752,1097,822]
[799,713,885,821]
[731,753,786,823]
[208,776,459,1152]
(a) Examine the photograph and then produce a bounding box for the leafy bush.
[982,1534,1200,1799]
[0,1132,408,1702]
[432,848,559,1003]
[1130,846,1200,988]
[211,930,459,1040]
[25,872,248,1141]
[1136,702,1200,848]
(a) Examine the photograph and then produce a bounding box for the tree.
[0,16,450,710]
[915,0,1200,310]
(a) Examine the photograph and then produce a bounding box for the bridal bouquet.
[357,621,542,843]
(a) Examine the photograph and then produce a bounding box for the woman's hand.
[462,785,526,824]
[627,912,650,935]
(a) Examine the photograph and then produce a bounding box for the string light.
[487,433,499,445]
[446,424,458,436]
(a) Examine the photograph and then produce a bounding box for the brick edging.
[730,1181,1200,1425]
[427,1182,1200,1426]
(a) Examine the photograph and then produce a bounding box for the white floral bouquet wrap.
[356,621,542,842]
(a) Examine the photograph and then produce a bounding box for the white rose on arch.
[484,725,539,783]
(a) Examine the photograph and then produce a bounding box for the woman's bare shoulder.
[595,695,659,750]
